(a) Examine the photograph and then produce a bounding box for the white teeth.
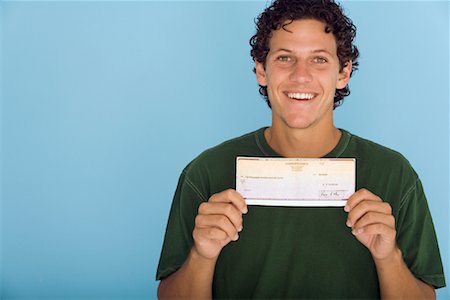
[287,92,315,100]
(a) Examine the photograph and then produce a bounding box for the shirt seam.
[399,177,419,211]
[255,130,271,156]
[183,171,208,202]
[419,274,446,278]
[212,129,262,150]
[334,130,351,158]
[255,128,352,158]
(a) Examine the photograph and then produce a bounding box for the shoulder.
[343,130,422,209]
[344,130,416,176]
[179,128,265,195]
[185,128,263,172]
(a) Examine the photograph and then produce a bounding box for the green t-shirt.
[156,128,446,299]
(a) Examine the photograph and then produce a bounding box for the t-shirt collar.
[255,127,351,158]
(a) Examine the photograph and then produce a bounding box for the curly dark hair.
[250,0,359,109]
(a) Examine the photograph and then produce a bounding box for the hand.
[345,188,397,261]
[192,189,248,260]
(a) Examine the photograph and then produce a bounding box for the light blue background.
[0,1,448,299]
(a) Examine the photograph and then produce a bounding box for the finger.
[198,202,244,232]
[193,226,234,242]
[195,214,240,241]
[346,200,392,227]
[344,188,382,212]
[351,211,395,231]
[209,189,248,214]
[351,223,396,242]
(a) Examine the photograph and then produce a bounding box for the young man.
[156,0,446,298]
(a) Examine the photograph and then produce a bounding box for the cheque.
[236,157,356,207]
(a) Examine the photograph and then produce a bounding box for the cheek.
[317,72,340,91]
[265,70,286,89]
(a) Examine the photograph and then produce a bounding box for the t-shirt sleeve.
[155,168,207,280]
[396,177,446,288]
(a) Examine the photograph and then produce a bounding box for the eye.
[277,55,292,62]
[313,57,328,64]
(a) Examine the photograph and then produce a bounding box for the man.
[156,0,446,298]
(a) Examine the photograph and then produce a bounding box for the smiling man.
[255,18,351,158]
[156,0,446,299]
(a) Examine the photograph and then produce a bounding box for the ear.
[336,61,352,89]
[255,61,267,86]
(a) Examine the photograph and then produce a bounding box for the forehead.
[269,19,337,54]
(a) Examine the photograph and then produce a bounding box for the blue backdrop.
[0,1,448,299]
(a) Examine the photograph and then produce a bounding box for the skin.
[158,19,436,299]
[255,19,351,159]
[158,189,247,299]
[346,189,435,299]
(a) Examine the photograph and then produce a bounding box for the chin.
[286,120,314,130]
[283,115,313,127]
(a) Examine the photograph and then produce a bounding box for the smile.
[286,92,316,100]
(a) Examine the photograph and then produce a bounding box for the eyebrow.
[271,48,334,56]
[311,49,334,56]
[271,48,293,53]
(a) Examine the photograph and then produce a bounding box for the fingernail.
[344,205,350,212]
[233,234,239,241]
[238,225,243,232]
[352,228,363,235]
[346,220,352,227]
[242,207,248,214]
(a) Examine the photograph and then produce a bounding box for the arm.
[158,189,248,299]
[345,189,436,300]
[157,248,217,299]
[374,247,435,299]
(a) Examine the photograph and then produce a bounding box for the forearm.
[375,247,435,300]
[158,247,217,300]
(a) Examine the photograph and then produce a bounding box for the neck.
[264,123,342,158]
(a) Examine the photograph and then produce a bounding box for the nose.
[289,60,313,83]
